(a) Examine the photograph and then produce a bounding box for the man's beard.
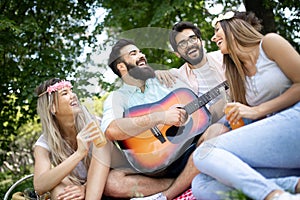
[181,45,204,66]
[125,62,155,81]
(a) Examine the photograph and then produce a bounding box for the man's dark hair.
[169,21,202,52]
[108,39,136,77]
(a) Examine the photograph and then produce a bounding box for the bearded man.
[86,38,227,200]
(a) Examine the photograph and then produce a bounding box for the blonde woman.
[34,78,110,200]
[192,11,300,200]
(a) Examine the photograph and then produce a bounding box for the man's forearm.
[105,112,164,141]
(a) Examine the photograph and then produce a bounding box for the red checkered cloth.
[173,188,196,200]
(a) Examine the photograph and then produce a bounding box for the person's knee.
[193,140,218,169]
[192,173,224,200]
[192,174,211,200]
[191,174,203,199]
[197,123,228,146]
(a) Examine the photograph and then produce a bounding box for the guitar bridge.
[151,126,166,143]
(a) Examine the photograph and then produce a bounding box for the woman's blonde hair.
[35,78,90,185]
[220,12,263,104]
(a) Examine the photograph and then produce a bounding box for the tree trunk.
[243,0,276,34]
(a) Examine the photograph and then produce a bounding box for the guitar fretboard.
[184,81,229,114]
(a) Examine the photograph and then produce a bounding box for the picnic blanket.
[174,188,196,200]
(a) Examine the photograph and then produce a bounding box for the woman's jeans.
[192,102,300,200]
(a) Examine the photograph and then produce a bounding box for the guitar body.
[119,88,211,173]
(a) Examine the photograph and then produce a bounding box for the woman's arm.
[254,33,300,117]
[34,121,99,195]
[85,144,111,200]
[33,146,86,195]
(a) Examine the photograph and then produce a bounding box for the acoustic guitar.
[117,81,229,173]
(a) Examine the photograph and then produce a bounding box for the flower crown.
[212,11,235,27]
[38,80,73,97]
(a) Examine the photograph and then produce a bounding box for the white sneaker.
[271,192,300,200]
[130,192,167,200]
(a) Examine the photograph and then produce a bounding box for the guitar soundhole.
[166,119,193,144]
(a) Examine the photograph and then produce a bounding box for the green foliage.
[0,117,39,198]
[213,0,299,52]
[1,0,299,195]
[0,0,103,162]
[97,0,218,75]
[272,0,300,52]
[97,0,299,68]
[0,174,34,200]
[82,92,110,118]
[218,189,251,200]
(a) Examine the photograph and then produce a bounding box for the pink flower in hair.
[38,80,73,97]
[46,80,73,94]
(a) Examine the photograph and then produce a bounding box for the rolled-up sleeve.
[100,91,125,133]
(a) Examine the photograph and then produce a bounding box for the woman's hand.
[76,121,101,156]
[155,70,177,88]
[57,185,85,200]
[225,102,261,124]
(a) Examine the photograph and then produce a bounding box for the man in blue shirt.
[89,38,207,199]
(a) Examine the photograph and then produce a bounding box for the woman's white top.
[245,41,292,106]
[35,134,88,182]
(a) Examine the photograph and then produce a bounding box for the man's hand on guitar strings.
[164,107,187,127]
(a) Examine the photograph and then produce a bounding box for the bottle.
[82,105,107,148]
[90,120,107,148]
[221,88,244,130]
[224,105,244,130]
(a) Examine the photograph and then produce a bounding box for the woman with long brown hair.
[192,11,300,200]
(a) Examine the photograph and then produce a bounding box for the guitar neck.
[184,81,229,114]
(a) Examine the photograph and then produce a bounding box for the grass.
[218,190,252,200]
